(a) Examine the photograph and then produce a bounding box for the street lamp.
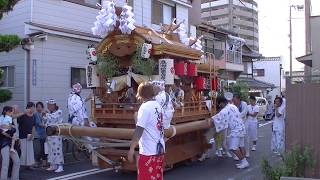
[289,4,304,78]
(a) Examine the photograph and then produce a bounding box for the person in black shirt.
[18,102,36,168]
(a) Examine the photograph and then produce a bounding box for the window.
[0,66,14,88]
[253,69,265,77]
[71,68,87,88]
[152,0,176,24]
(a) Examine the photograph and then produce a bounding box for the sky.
[257,0,320,71]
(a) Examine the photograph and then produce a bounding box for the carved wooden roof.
[96,26,202,60]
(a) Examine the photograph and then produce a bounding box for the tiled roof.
[238,77,276,89]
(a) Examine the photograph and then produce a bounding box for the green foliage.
[224,81,249,102]
[97,53,119,79]
[0,34,20,52]
[0,89,12,103]
[261,145,316,180]
[0,0,19,19]
[0,68,3,80]
[131,43,156,77]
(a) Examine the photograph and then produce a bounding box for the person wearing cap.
[208,96,249,169]
[67,83,92,126]
[152,81,174,129]
[44,99,64,173]
[247,96,259,151]
[221,92,236,159]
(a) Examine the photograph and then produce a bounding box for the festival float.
[47,1,219,171]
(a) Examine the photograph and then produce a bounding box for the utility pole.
[304,0,312,78]
[289,6,293,78]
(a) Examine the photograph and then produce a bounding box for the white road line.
[259,121,273,128]
[47,168,101,180]
[61,169,112,180]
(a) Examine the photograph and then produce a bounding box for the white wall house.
[253,57,285,100]
[0,0,195,120]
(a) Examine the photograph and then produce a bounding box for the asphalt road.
[20,121,280,180]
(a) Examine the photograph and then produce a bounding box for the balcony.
[226,50,244,72]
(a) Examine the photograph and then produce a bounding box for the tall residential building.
[201,0,259,51]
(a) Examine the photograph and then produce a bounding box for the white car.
[256,97,267,120]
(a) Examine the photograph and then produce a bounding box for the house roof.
[296,53,312,67]
[26,22,101,40]
[254,56,281,61]
[238,77,276,89]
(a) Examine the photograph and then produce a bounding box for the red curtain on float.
[174,62,185,76]
[212,78,219,91]
[187,63,197,76]
[195,77,206,90]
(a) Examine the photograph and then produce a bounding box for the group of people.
[0,83,91,179]
[0,100,64,180]
[209,93,286,169]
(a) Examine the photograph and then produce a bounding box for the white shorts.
[228,137,245,151]
[247,120,258,141]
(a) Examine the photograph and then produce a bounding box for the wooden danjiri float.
[47,2,218,172]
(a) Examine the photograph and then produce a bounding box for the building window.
[0,66,14,88]
[64,0,101,8]
[71,68,87,88]
[253,69,265,77]
[152,0,176,25]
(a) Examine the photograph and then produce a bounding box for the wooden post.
[46,119,212,140]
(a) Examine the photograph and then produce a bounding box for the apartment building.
[0,0,198,119]
[201,0,259,51]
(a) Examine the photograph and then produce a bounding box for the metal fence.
[286,77,320,177]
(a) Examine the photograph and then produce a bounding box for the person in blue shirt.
[34,102,48,168]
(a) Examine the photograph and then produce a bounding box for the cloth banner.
[159,59,174,85]
[86,65,100,88]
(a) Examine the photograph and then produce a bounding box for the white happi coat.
[68,93,88,126]
[211,104,246,138]
[44,110,64,165]
[155,91,174,129]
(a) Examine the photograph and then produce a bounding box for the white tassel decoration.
[91,1,117,38]
[119,4,136,34]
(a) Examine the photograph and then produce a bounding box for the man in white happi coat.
[44,99,64,173]
[152,80,174,129]
[232,94,250,157]
[67,83,91,126]
[208,96,249,169]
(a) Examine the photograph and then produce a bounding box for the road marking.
[61,169,112,180]
[47,168,104,180]
[259,121,273,128]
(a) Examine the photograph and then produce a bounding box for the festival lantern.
[195,77,206,90]
[141,43,152,58]
[86,46,97,63]
[187,63,197,76]
[211,78,219,91]
[174,62,186,76]
[86,64,100,88]
[159,59,175,85]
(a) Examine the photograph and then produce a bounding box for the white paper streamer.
[174,21,189,45]
[91,1,117,38]
[190,37,203,52]
[119,4,136,34]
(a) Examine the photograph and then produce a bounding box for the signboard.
[159,59,174,85]
[86,65,100,88]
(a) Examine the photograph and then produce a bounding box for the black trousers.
[35,138,47,162]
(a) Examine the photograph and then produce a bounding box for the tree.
[0,0,20,102]
[225,81,249,102]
